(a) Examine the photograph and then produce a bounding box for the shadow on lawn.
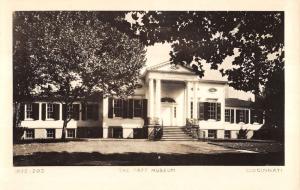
[14,151,284,166]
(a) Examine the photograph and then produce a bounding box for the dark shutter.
[93,104,99,120]
[230,109,234,123]
[122,99,128,118]
[128,99,133,118]
[245,110,249,124]
[82,103,86,120]
[250,109,255,124]
[32,103,39,120]
[62,104,67,120]
[73,104,80,120]
[216,103,221,121]
[199,102,204,120]
[142,99,148,119]
[108,98,113,118]
[20,103,25,120]
[54,104,60,120]
[236,110,240,123]
[42,103,46,120]
[204,102,209,121]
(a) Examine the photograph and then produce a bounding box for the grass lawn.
[13,140,284,166]
[208,141,284,153]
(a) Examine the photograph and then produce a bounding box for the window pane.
[208,103,216,119]
[133,100,142,117]
[113,99,122,117]
[47,103,54,119]
[225,109,230,122]
[26,104,33,119]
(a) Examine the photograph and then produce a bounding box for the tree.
[126,11,284,137]
[13,11,146,139]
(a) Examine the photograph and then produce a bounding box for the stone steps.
[161,126,195,141]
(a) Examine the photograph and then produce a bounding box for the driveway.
[13,140,284,166]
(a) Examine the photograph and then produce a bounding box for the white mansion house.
[19,62,264,140]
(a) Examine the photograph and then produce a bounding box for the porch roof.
[225,98,253,108]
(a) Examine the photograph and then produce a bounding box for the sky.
[145,43,255,100]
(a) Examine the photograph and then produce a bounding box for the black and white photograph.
[1,0,300,190]
[12,10,285,166]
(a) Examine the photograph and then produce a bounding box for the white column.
[193,82,197,119]
[149,78,154,118]
[248,109,251,124]
[234,108,237,123]
[59,103,63,120]
[38,102,42,120]
[155,79,161,118]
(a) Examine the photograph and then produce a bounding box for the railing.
[147,117,163,140]
[185,118,199,139]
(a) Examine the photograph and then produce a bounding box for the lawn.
[13,140,284,166]
[208,141,284,153]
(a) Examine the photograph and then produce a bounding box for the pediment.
[147,62,194,74]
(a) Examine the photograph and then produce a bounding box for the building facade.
[19,62,264,140]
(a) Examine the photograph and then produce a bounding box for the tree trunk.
[61,119,68,140]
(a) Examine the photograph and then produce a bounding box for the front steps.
[161,126,197,141]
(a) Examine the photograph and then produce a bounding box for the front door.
[161,104,176,126]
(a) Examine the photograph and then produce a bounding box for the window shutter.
[54,104,60,120]
[245,110,249,124]
[128,99,133,118]
[73,104,80,120]
[199,102,204,120]
[236,110,240,123]
[82,103,87,120]
[33,103,39,120]
[142,99,148,120]
[122,99,128,118]
[93,104,99,120]
[230,109,234,123]
[217,103,221,121]
[20,103,25,120]
[108,98,113,118]
[250,109,255,124]
[204,102,209,121]
[42,103,46,120]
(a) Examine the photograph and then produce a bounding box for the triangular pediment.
[147,62,194,74]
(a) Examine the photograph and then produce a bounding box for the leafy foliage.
[13,11,146,139]
[129,11,284,95]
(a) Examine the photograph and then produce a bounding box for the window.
[47,103,54,119]
[108,127,123,138]
[67,129,76,138]
[237,109,249,123]
[198,102,221,121]
[46,129,55,138]
[25,104,33,119]
[225,130,231,139]
[225,109,235,123]
[208,102,216,119]
[133,99,142,117]
[25,129,34,139]
[225,109,230,122]
[113,99,123,117]
[208,130,217,138]
[85,104,99,120]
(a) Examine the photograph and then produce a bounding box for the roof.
[225,98,253,108]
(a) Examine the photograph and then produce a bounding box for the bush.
[237,128,249,139]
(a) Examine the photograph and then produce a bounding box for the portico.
[144,63,206,126]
